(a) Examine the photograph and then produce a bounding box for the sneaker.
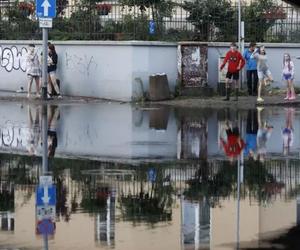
[289,95,296,100]
[57,94,62,99]
[257,97,264,102]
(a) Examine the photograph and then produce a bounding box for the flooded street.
[0,102,300,249]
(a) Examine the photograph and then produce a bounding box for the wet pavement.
[0,96,300,250]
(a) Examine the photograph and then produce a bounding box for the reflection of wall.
[0,212,14,231]
[182,199,210,250]
[95,190,116,246]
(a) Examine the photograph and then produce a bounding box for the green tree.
[182,0,236,41]
[120,0,175,36]
[243,0,282,42]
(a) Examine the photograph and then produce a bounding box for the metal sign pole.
[42,104,48,174]
[42,28,48,100]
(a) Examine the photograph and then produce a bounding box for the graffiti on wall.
[0,46,28,72]
[179,44,208,87]
[65,52,98,76]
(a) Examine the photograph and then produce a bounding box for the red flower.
[18,2,35,15]
[95,3,112,12]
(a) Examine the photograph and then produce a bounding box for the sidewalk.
[0,90,300,108]
[158,95,300,109]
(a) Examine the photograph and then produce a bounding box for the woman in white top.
[26,44,41,98]
[251,46,274,103]
[282,53,296,100]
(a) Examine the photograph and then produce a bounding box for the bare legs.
[27,75,40,98]
[285,79,296,100]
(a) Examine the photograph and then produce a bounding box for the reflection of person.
[26,44,41,98]
[243,42,258,96]
[27,105,41,155]
[251,46,274,103]
[220,121,245,161]
[282,53,296,100]
[282,108,294,156]
[48,105,60,157]
[257,107,273,162]
[245,109,258,160]
[48,44,62,99]
[220,42,245,101]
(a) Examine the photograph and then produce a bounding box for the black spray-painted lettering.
[0,46,28,72]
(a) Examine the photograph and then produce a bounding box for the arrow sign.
[36,0,56,18]
[36,185,56,206]
[42,185,50,204]
[41,0,51,16]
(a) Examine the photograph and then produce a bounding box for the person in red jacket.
[220,122,245,162]
[220,42,245,101]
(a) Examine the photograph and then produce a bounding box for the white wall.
[0,41,177,101]
[2,41,300,101]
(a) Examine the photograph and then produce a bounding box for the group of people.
[220,42,296,102]
[220,107,295,162]
[26,43,62,99]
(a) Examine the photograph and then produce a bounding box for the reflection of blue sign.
[37,219,55,235]
[36,185,56,206]
[149,20,155,35]
[36,0,56,18]
[148,168,156,182]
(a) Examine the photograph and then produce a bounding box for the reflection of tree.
[184,160,284,207]
[55,177,70,222]
[119,167,174,224]
[0,188,14,211]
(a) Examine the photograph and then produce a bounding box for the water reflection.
[1,104,300,249]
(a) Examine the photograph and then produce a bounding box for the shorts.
[226,127,240,137]
[257,69,272,80]
[27,74,39,81]
[49,70,57,77]
[226,72,239,80]
[283,73,293,81]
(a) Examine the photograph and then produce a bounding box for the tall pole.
[238,0,241,50]
[42,104,48,174]
[42,28,48,100]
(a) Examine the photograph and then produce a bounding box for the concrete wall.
[0,41,177,101]
[1,41,300,101]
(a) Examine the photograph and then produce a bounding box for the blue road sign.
[36,0,56,18]
[37,219,55,235]
[149,20,155,35]
[148,168,156,182]
[36,185,56,206]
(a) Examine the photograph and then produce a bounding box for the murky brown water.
[0,103,300,249]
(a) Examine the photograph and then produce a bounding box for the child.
[220,42,245,101]
[251,46,273,103]
[26,44,41,98]
[282,53,296,100]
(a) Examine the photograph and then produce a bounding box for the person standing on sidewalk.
[282,53,296,100]
[220,42,245,101]
[47,44,62,99]
[251,46,274,103]
[26,44,41,98]
[243,42,258,96]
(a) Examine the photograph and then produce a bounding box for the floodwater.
[0,102,300,250]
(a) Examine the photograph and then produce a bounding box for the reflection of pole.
[236,154,241,249]
[42,105,48,174]
[43,233,49,250]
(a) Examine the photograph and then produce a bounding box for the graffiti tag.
[0,46,28,72]
[65,52,98,76]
